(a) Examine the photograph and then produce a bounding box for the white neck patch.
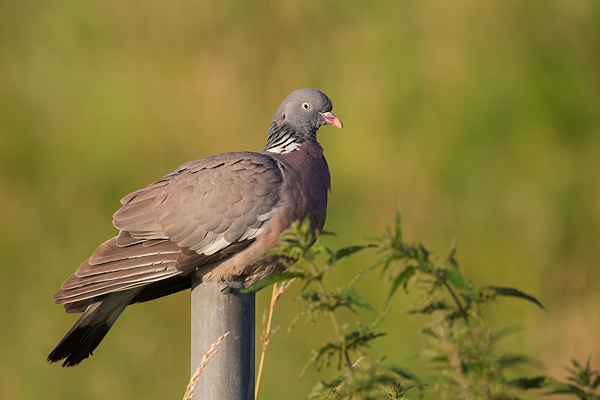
[266,139,301,154]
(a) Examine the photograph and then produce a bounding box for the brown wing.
[53,152,283,308]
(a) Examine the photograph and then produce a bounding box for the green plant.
[513,358,600,400]
[247,213,598,400]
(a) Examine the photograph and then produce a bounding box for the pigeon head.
[265,89,342,153]
[271,89,343,131]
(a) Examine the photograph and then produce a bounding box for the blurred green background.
[1,0,599,398]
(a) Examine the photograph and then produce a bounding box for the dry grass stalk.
[182,331,231,400]
[255,279,295,399]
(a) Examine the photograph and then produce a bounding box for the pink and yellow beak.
[319,112,343,129]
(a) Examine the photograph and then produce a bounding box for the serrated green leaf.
[545,383,589,396]
[384,364,419,381]
[327,244,375,265]
[241,270,304,292]
[421,327,439,338]
[311,341,338,366]
[295,290,321,302]
[446,244,459,268]
[407,301,449,315]
[447,265,467,290]
[496,354,539,369]
[486,286,547,311]
[507,376,547,389]
[417,244,429,263]
[376,253,396,279]
[319,230,336,236]
[340,287,374,311]
[384,266,415,308]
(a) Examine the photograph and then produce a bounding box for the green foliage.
[257,214,598,400]
[506,357,600,399]
[542,358,600,399]
[308,361,418,400]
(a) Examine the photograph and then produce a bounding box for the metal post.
[190,274,255,400]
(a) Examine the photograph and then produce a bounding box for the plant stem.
[442,278,467,319]
[309,261,355,374]
[439,324,474,400]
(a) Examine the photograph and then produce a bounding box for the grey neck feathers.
[263,122,317,154]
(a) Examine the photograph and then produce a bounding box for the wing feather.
[55,152,283,309]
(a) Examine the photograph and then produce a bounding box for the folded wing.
[53,152,284,309]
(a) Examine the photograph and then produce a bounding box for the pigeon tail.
[48,289,141,367]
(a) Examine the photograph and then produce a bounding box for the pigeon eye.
[301,102,310,110]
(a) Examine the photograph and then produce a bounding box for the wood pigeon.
[48,88,342,367]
